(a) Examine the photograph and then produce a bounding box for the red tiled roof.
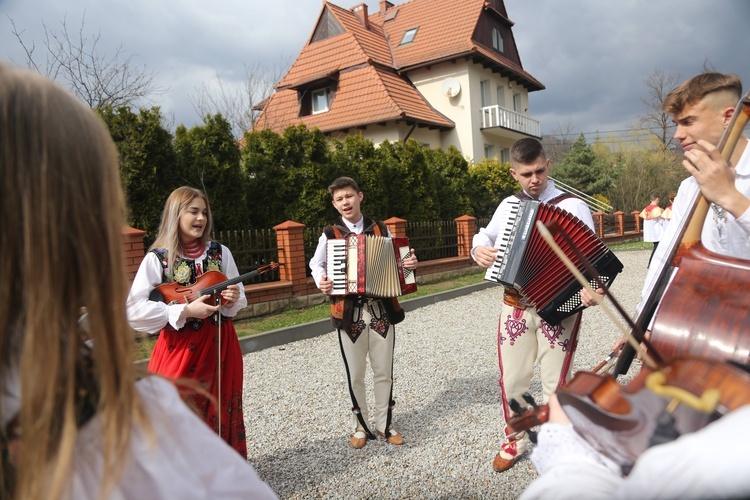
[328,3,394,67]
[374,0,482,69]
[278,32,367,89]
[256,0,543,134]
[255,65,453,134]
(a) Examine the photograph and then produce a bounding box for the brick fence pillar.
[592,212,605,239]
[122,226,146,284]
[455,214,476,258]
[614,211,625,236]
[273,220,307,290]
[631,210,642,233]
[384,217,407,238]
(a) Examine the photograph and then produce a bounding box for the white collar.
[344,217,364,233]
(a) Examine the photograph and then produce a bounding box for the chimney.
[352,3,369,28]
[380,0,394,14]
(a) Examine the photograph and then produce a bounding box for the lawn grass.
[607,239,650,251]
[134,239,648,360]
[133,270,486,360]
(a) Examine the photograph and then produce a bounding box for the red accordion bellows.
[485,199,622,325]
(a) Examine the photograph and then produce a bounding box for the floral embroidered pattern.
[541,321,563,348]
[368,303,391,338]
[503,312,528,345]
[347,319,366,340]
[173,261,192,284]
[558,337,572,352]
[711,203,728,238]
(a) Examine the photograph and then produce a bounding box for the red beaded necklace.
[182,239,205,259]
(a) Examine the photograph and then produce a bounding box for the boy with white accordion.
[310,177,418,449]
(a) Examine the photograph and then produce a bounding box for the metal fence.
[303,221,461,276]
[212,229,280,283]
[406,220,459,261]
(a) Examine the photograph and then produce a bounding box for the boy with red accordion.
[472,138,602,472]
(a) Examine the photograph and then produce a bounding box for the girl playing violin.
[127,186,249,457]
[0,64,275,499]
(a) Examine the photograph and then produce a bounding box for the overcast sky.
[2,0,748,141]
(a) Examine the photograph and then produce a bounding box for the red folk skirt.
[148,317,247,458]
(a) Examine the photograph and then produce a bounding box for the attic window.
[312,88,332,114]
[492,27,504,52]
[399,27,418,45]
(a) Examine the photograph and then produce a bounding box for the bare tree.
[188,60,287,138]
[638,69,682,151]
[9,14,164,109]
[542,118,577,166]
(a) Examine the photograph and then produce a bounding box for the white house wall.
[408,61,473,158]
[409,60,531,162]
[325,61,532,163]
[324,121,440,148]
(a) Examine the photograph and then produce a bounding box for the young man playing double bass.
[639,71,750,307]
[521,71,750,499]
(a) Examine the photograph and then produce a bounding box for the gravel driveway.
[242,250,650,499]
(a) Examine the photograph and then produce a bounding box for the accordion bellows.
[485,199,623,325]
[327,235,417,298]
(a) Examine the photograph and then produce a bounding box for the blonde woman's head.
[0,63,145,499]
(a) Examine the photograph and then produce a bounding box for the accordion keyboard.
[484,198,522,283]
[327,239,347,294]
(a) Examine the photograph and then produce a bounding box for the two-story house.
[254,0,544,162]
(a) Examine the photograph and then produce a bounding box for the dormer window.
[492,27,504,52]
[399,27,418,45]
[312,88,332,114]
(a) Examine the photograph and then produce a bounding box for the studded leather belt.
[503,287,530,310]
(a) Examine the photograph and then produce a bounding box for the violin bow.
[535,220,664,370]
[217,302,222,438]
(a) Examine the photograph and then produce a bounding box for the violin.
[149,262,278,306]
[507,355,750,467]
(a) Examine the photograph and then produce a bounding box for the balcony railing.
[480,105,540,138]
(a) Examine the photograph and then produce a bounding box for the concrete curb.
[237,281,495,354]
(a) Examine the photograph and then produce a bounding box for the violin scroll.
[507,393,549,443]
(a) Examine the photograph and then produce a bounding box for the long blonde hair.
[0,64,148,498]
[149,186,213,279]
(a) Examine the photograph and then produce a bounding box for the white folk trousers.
[337,300,396,437]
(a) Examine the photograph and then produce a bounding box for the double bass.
[615,89,750,373]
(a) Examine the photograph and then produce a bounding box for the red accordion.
[485,199,623,325]
[327,234,417,298]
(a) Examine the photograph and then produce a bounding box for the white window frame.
[492,27,504,52]
[480,80,491,107]
[513,92,522,112]
[500,148,510,164]
[496,86,505,108]
[312,88,331,114]
[400,28,418,45]
[484,143,495,159]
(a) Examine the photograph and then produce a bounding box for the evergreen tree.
[98,105,176,245]
[466,157,517,218]
[426,146,471,220]
[241,128,288,228]
[174,114,246,230]
[553,134,613,196]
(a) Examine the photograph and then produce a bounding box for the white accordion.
[327,234,417,298]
